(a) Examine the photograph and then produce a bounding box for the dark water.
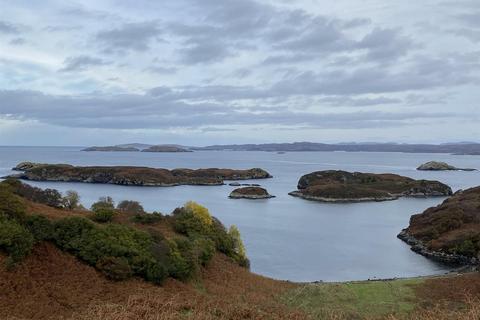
[1,146,479,282]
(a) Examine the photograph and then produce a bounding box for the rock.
[289,170,452,203]
[229,187,275,199]
[12,162,47,171]
[8,163,272,187]
[417,161,476,171]
[398,186,480,266]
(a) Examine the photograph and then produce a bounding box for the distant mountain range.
[83,142,480,155]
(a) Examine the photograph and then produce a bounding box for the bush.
[91,208,115,223]
[0,183,27,222]
[131,212,163,224]
[91,197,115,212]
[0,216,34,267]
[192,237,216,266]
[172,202,213,237]
[228,225,250,268]
[25,214,54,242]
[96,256,132,281]
[52,217,167,284]
[117,200,145,214]
[167,239,195,280]
[62,190,80,210]
[1,179,63,208]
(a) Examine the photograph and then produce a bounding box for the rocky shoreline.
[229,187,275,199]
[288,191,399,203]
[397,229,479,266]
[7,162,272,187]
[417,161,476,171]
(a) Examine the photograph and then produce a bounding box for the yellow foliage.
[184,201,213,226]
[228,225,247,260]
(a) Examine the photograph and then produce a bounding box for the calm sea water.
[1,146,479,282]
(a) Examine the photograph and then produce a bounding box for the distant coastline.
[79,142,480,155]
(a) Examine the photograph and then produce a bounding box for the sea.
[1,146,479,282]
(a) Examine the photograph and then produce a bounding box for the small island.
[82,146,140,152]
[229,187,275,199]
[7,162,272,187]
[289,170,452,203]
[417,161,476,171]
[142,145,192,153]
[398,186,480,265]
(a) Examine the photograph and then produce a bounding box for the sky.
[0,0,479,146]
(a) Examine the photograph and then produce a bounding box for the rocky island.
[229,187,275,199]
[288,170,452,203]
[398,186,480,266]
[417,161,476,171]
[82,146,140,152]
[7,162,272,186]
[142,145,192,152]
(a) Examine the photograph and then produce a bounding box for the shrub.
[96,256,133,281]
[0,216,34,267]
[1,179,63,208]
[167,239,195,280]
[0,183,27,222]
[25,214,54,242]
[192,237,216,266]
[228,225,250,268]
[117,200,145,214]
[91,208,115,223]
[62,190,80,210]
[131,212,163,224]
[172,202,213,237]
[453,239,478,257]
[53,217,167,284]
[91,197,115,212]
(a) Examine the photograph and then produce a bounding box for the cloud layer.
[0,0,479,145]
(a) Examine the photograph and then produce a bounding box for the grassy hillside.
[1,179,480,319]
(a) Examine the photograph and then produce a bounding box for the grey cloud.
[357,28,414,62]
[9,38,26,46]
[457,12,480,28]
[60,55,110,72]
[0,20,19,34]
[0,89,468,131]
[96,22,162,53]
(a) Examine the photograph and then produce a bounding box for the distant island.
[398,186,480,265]
[142,145,192,153]
[229,187,275,199]
[7,162,272,186]
[417,161,476,171]
[82,146,140,152]
[82,144,192,152]
[83,142,480,155]
[192,142,480,155]
[289,170,452,203]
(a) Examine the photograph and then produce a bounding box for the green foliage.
[96,256,133,281]
[25,214,54,242]
[91,197,115,212]
[52,217,167,284]
[2,179,63,208]
[172,202,249,268]
[91,208,115,223]
[0,215,34,267]
[117,200,145,214]
[167,239,196,280]
[453,239,478,257]
[62,190,80,210]
[228,225,250,268]
[131,212,163,224]
[192,237,216,266]
[0,183,27,222]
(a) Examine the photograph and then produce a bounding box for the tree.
[62,190,80,210]
[117,200,145,214]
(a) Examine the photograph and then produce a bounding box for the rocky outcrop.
[142,145,192,153]
[289,170,452,203]
[229,187,275,199]
[7,163,272,187]
[82,146,140,152]
[417,161,476,171]
[398,186,480,266]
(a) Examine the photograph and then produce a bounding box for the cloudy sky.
[0,0,479,146]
